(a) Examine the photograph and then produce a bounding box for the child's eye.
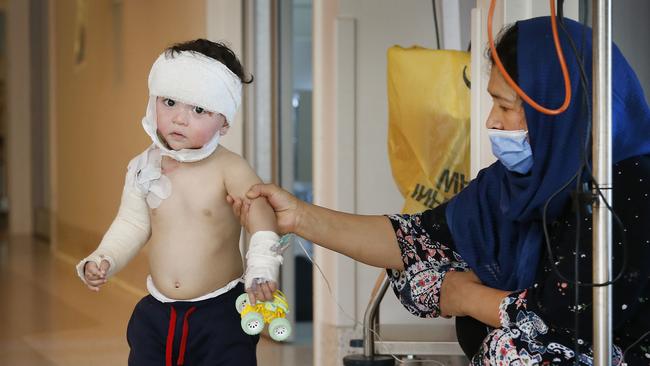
[163,98,176,107]
[193,106,205,114]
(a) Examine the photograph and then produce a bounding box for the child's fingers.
[86,277,107,286]
[85,261,98,273]
[84,262,101,279]
[85,278,106,290]
[259,281,274,302]
[246,288,257,305]
[99,260,110,276]
[268,281,278,293]
[254,288,266,303]
[250,281,266,304]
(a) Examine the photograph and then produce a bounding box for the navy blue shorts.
[127,282,259,366]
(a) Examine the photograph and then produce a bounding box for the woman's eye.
[194,106,205,114]
[164,98,176,107]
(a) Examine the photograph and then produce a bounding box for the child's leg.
[127,296,169,366]
[183,282,259,366]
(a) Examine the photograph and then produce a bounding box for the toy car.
[235,290,292,341]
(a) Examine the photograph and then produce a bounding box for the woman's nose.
[485,105,502,130]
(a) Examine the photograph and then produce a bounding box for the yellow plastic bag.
[387,46,471,213]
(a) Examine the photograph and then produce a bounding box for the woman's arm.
[297,202,404,271]
[231,183,404,271]
[441,271,510,328]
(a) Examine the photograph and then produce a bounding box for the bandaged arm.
[76,166,151,284]
[244,231,286,290]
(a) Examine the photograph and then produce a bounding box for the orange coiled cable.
[488,0,572,115]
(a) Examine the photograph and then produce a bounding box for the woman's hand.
[440,270,481,317]
[441,270,511,328]
[227,183,301,235]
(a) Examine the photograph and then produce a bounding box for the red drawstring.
[165,307,177,366]
[165,305,197,366]
[176,306,197,365]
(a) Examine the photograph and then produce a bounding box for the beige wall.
[52,0,207,290]
[7,0,32,235]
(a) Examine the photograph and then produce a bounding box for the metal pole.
[592,1,613,365]
[363,275,390,357]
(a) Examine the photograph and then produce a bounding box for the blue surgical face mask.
[487,129,534,174]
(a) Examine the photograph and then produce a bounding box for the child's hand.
[83,260,110,291]
[246,280,278,305]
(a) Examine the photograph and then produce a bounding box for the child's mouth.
[169,132,185,140]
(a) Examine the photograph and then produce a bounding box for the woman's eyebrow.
[488,89,517,104]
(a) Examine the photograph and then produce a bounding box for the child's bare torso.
[148,147,243,300]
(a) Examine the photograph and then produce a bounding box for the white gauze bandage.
[76,154,152,284]
[245,231,285,290]
[141,50,242,163]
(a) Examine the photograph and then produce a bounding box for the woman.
[230,17,650,365]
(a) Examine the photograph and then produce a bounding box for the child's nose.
[172,110,189,126]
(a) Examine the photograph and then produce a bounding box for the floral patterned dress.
[386,154,650,365]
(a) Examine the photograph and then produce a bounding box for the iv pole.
[592,1,613,365]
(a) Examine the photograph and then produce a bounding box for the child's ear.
[218,120,230,136]
[219,121,230,136]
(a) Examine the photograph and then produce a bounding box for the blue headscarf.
[445,16,650,290]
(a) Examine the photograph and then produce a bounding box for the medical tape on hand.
[244,231,284,290]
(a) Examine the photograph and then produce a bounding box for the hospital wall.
[51,0,207,292]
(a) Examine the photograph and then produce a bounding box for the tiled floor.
[0,236,313,366]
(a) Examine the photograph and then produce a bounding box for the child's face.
[155,97,228,150]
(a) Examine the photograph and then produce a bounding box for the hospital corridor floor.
[0,234,313,366]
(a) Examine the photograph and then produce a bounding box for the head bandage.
[141,50,242,162]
